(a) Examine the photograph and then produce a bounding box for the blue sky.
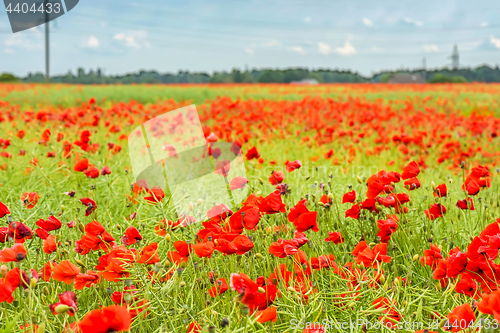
[0,0,499,77]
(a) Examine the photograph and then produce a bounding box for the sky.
[0,0,499,77]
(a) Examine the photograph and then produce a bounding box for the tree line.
[2,65,500,84]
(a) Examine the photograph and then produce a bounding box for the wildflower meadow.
[0,83,500,333]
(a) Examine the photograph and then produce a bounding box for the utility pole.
[45,0,49,82]
[450,44,459,71]
[422,57,426,81]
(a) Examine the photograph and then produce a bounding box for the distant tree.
[0,73,19,82]
[429,74,468,83]
[258,70,285,83]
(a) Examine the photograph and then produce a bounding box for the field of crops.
[1,83,500,333]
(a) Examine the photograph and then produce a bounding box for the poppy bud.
[221,317,229,328]
[115,224,122,230]
[379,274,385,284]
[254,253,263,259]
[412,254,419,262]
[197,199,203,206]
[318,201,324,206]
[61,205,65,211]
[78,223,85,233]
[36,322,46,333]
[328,193,334,200]
[256,191,261,196]
[124,293,132,303]
[42,286,50,295]
[431,181,436,191]
[0,265,7,277]
[179,281,186,287]
[30,277,37,289]
[154,263,163,273]
[240,306,249,316]
[106,287,113,295]
[233,293,243,303]
[257,287,265,293]
[124,279,133,287]
[164,259,171,267]
[54,304,70,314]
[287,286,296,292]
[311,194,316,201]
[208,326,216,333]
[258,177,264,185]
[165,233,171,242]
[189,202,194,211]
[356,175,363,184]
[448,178,453,183]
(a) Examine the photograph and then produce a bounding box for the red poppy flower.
[21,192,39,209]
[36,215,62,231]
[0,243,26,263]
[137,243,160,264]
[0,201,9,218]
[404,177,421,190]
[214,160,231,177]
[446,249,468,278]
[457,197,475,210]
[121,226,142,246]
[74,158,89,172]
[245,147,260,160]
[0,279,14,303]
[465,180,480,196]
[80,197,97,216]
[52,260,80,285]
[345,204,360,219]
[401,160,420,179]
[325,231,344,244]
[425,203,446,220]
[186,321,201,333]
[49,291,78,316]
[192,241,215,258]
[351,241,391,267]
[377,217,398,242]
[259,191,286,214]
[167,241,192,265]
[256,305,277,323]
[268,171,284,185]
[144,188,165,203]
[319,194,332,206]
[43,234,59,254]
[285,160,301,172]
[101,166,112,175]
[7,222,33,243]
[229,176,249,190]
[420,244,443,269]
[209,277,229,297]
[74,271,101,290]
[434,183,447,197]
[35,228,49,240]
[77,305,131,333]
[232,235,254,255]
[342,190,356,203]
[444,303,476,332]
[477,290,500,320]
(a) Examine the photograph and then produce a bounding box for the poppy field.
[1,83,500,333]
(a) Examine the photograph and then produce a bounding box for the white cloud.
[490,35,500,49]
[288,46,307,55]
[245,47,255,55]
[362,18,373,27]
[480,22,489,27]
[423,44,439,53]
[113,30,148,49]
[83,35,99,48]
[318,42,331,56]
[4,34,42,49]
[304,17,311,23]
[262,40,279,47]
[404,17,424,26]
[335,38,356,56]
